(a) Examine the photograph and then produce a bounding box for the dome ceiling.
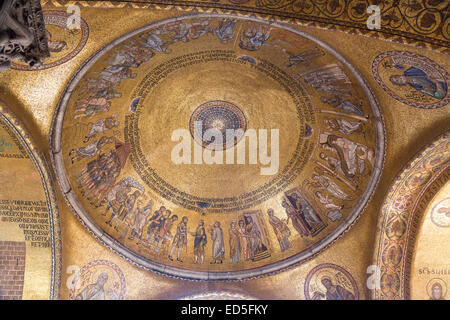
[51,14,384,281]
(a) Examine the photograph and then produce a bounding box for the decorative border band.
[372,131,450,299]
[40,0,449,54]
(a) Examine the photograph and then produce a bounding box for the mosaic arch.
[372,132,449,300]
[51,13,384,281]
[40,0,450,54]
[0,102,62,299]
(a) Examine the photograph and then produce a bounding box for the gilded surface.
[40,0,450,53]
[372,132,449,300]
[410,181,450,300]
[0,103,61,299]
[0,4,448,299]
[51,14,384,280]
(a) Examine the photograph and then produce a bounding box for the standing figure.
[168,216,188,262]
[104,181,131,221]
[209,221,225,264]
[118,199,141,242]
[229,221,241,263]
[154,212,177,253]
[130,199,153,243]
[112,190,140,231]
[238,219,252,261]
[145,206,166,244]
[245,216,268,259]
[282,199,311,237]
[192,220,207,264]
[267,209,291,252]
[289,192,326,235]
[143,32,171,53]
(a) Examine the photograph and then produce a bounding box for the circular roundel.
[69,260,126,300]
[372,51,449,109]
[431,197,450,228]
[11,11,89,71]
[51,14,384,281]
[190,100,247,150]
[304,263,359,300]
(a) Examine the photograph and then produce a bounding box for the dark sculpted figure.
[0,0,49,71]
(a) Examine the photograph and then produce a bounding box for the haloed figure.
[76,273,108,300]
[389,67,446,100]
[312,277,355,300]
[430,282,445,300]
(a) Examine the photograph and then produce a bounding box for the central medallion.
[189,100,247,151]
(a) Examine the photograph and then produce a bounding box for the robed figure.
[209,221,225,264]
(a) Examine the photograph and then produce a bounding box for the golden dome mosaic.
[50,14,385,281]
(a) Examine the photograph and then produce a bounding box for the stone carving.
[0,0,49,71]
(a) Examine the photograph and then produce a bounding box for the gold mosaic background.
[0,4,448,299]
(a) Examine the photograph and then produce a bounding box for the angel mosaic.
[239,23,272,51]
[215,18,237,44]
[168,19,213,43]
